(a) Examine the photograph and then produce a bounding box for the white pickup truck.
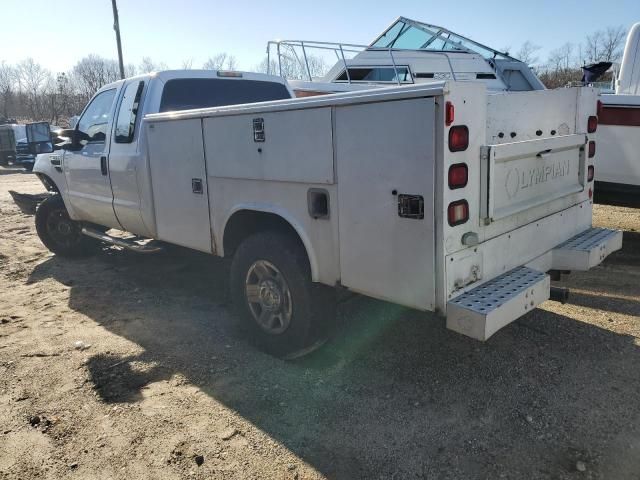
[32,69,622,357]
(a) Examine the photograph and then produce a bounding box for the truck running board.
[446,266,550,341]
[552,227,623,271]
[81,227,163,254]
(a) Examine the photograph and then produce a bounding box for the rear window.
[159,78,291,113]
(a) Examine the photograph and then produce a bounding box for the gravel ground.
[0,168,639,480]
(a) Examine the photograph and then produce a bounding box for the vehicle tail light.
[449,126,469,152]
[597,100,603,117]
[588,141,596,158]
[217,70,243,78]
[448,200,469,226]
[448,163,468,189]
[588,165,595,182]
[588,116,598,133]
[445,101,455,126]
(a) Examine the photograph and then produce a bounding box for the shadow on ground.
[28,238,640,479]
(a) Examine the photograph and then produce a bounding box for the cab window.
[77,89,117,144]
[159,78,291,113]
[115,81,145,143]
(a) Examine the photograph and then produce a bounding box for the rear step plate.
[446,266,550,341]
[552,227,622,271]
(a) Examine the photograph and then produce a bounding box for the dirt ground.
[0,168,639,480]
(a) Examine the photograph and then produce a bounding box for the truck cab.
[33,70,293,236]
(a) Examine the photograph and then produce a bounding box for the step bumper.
[551,227,623,271]
[446,266,550,341]
[446,227,622,341]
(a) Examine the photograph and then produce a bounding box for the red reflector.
[588,116,598,133]
[445,101,455,126]
[589,188,593,199]
[588,165,595,182]
[449,125,469,152]
[448,163,468,189]
[448,200,469,226]
[588,141,596,158]
[597,100,603,117]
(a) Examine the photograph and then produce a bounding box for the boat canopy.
[369,17,515,61]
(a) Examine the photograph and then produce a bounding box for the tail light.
[588,141,596,158]
[597,100,603,117]
[588,165,595,182]
[588,116,598,133]
[448,200,469,226]
[217,71,243,78]
[448,163,468,189]
[445,101,455,126]
[449,126,469,152]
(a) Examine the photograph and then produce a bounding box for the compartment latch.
[397,194,424,219]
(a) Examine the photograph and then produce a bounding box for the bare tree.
[583,25,626,63]
[0,62,15,120]
[181,58,194,69]
[538,43,578,89]
[516,41,541,66]
[256,50,328,80]
[72,55,120,99]
[601,26,627,62]
[203,53,237,70]
[139,57,169,74]
[15,58,52,120]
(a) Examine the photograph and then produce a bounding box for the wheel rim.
[245,260,292,335]
[46,208,83,249]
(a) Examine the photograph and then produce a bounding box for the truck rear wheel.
[35,195,97,258]
[230,232,336,358]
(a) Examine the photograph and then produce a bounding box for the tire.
[35,195,97,257]
[230,231,336,358]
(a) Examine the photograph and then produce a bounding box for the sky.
[1,0,639,73]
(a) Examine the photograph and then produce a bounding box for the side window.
[77,89,117,144]
[335,67,413,83]
[115,81,145,143]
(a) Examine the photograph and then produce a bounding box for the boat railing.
[266,39,458,84]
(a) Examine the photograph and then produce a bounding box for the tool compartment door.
[335,98,436,311]
[482,134,587,221]
[146,119,213,253]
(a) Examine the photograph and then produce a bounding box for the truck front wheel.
[35,195,97,258]
[230,232,336,358]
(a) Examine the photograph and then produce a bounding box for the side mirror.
[26,122,54,155]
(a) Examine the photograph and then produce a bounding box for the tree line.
[509,25,627,88]
[0,54,239,126]
[0,25,627,126]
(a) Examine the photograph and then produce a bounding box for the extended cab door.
[63,88,121,228]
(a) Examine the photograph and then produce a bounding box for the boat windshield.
[369,18,513,60]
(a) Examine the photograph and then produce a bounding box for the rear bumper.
[446,226,622,341]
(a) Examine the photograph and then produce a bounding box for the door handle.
[192,178,203,194]
[100,156,108,176]
[50,158,61,166]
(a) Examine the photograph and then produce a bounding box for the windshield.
[370,18,513,60]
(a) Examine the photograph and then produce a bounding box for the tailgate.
[480,134,587,221]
